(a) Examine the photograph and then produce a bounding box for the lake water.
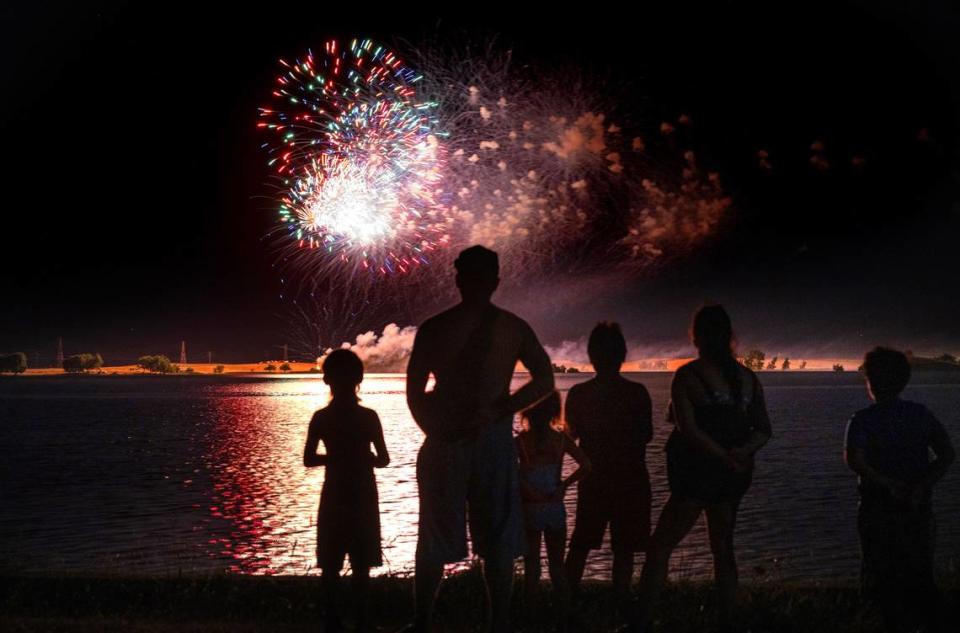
[1,371,957,582]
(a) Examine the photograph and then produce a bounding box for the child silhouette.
[303,349,390,632]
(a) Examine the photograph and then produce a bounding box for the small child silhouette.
[303,349,390,633]
[516,391,590,624]
[845,346,954,633]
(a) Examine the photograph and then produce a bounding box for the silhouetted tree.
[799,360,807,369]
[741,350,765,371]
[213,365,225,374]
[766,356,779,370]
[265,364,277,372]
[279,362,292,373]
[0,352,27,374]
[833,364,845,372]
[63,353,101,373]
[137,355,175,374]
[781,358,791,370]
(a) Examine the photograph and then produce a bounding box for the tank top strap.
[689,365,719,404]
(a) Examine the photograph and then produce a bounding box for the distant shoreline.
[10,357,958,377]
[15,367,864,377]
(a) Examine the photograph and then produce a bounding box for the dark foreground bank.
[1,572,957,632]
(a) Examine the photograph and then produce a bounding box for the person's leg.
[482,545,517,633]
[903,509,940,632]
[544,526,570,630]
[524,529,544,614]
[322,558,345,632]
[611,547,635,613]
[859,505,904,633]
[351,565,371,633]
[413,438,471,632]
[635,496,704,627]
[705,499,741,627]
[566,482,605,598]
[544,527,568,594]
[413,555,444,631]
[469,423,524,633]
[564,545,590,597]
[609,511,637,604]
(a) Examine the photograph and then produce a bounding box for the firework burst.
[259,38,449,277]
[260,37,734,351]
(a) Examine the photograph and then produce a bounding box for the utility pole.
[207,351,212,365]
[55,337,64,368]
[180,341,187,365]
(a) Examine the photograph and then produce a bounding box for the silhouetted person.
[406,245,554,633]
[516,391,591,626]
[303,349,390,633]
[564,322,652,617]
[844,346,955,633]
[635,305,771,631]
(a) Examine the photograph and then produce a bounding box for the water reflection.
[202,377,429,575]
[0,373,957,581]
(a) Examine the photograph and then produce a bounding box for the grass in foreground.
[1,571,957,632]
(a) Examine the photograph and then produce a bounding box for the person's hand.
[720,452,741,472]
[725,448,753,473]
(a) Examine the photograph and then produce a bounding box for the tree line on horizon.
[2,349,959,375]
[739,350,807,371]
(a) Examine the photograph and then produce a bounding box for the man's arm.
[846,447,906,499]
[406,326,433,435]
[636,385,653,445]
[737,374,772,457]
[370,412,391,468]
[564,386,582,440]
[921,415,955,489]
[843,415,906,499]
[561,434,592,491]
[303,414,327,467]
[505,321,554,415]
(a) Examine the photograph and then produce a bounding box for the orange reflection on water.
[202,376,425,575]
[197,374,665,579]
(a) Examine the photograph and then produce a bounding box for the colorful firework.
[258,39,449,276]
[261,38,735,348]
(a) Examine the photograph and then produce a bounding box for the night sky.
[2,2,958,364]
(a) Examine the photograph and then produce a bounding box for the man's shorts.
[569,473,651,553]
[416,419,524,565]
